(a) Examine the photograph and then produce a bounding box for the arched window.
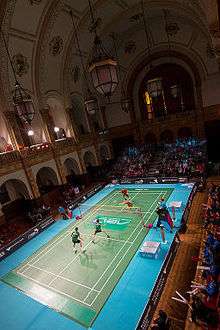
[140,63,195,119]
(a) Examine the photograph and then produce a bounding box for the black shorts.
[94,229,102,235]
[72,239,80,244]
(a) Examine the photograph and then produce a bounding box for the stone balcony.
[0,150,23,176]
[53,137,77,156]
[20,143,54,166]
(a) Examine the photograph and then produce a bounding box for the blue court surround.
[0,183,193,330]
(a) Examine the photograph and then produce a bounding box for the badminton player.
[92,219,110,243]
[71,227,84,253]
[121,189,129,200]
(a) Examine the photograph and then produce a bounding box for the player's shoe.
[107,235,110,239]
[74,250,78,253]
[92,240,95,243]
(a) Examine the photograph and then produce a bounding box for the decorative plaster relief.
[12,53,29,77]
[124,40,136,55]
[71,65,80,83]
[49,36,63,56]
[29,0,42,5]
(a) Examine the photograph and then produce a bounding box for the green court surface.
[2,188,173,328]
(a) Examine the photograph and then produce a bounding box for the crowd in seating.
[109,144,153,179]
[187,183,220,328]
[0,204,51,248]
[158,137,206,177]
[108,137,206,181]
[151,182,220,329]
[181,183,220,329]
[0,221,30,248]
[27,204,51,225]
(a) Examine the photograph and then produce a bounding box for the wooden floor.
[151,190,206,329]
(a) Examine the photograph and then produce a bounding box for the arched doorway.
[64,158,80,184]
[178,127,193,139]
[36,167,59,195]
[0,179,31,222]
[160,130,174,143]
[0,179,30,205]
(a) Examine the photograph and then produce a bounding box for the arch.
[125,49,204,123]
[0,113,13,152]
[160,130,174,143]
[70,93,90,135]
[83,151,96,167]
[100,145,110,161]
[36,167,59,195]
[0,179,30,205]
[145,132,157,144]
[140,63,195,120]
[45,93,69,138]
[64,158,80,176]
[178,127,193,139]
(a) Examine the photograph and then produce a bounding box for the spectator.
[151,310,170,329]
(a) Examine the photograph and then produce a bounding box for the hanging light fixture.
[110,32,131,113]
[87,0,119,98]
[1,30,35,124]
[170,84,179,98]
[70,10,98,115]
[146,78,162,98]
[13,83,35,124]
[84,90,98,115]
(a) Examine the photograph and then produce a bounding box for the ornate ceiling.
[0,0,219,121]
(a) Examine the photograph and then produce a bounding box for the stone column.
[194,85,205,138]
[24,166,40,199]
[3,111,25,149]
[39,106,56,143]
[0,203,5,224]
[93,143,102,166]
[107,141,114,159]
[52,154,67,185]
[77,150,87,173]
[65,107,79,143]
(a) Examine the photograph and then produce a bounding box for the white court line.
[47,239,94,286]
[17,189,169,309]
[82,234,133,245]
[19,190,119,274]
[46,190,135,287]
[18,264,100,293]
[87,191,166,306]
[83,191,164,304]
[16,272,91,307]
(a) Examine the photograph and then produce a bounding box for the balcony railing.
[0,150,21,166]
[145,110,196,124]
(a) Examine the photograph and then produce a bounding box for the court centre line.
[15,271,91,307]
[46,190,133,286]
[18,264,100,293]
[19,190,119,274]
[83,191,163,303]
[82,234,133,244]
[88,192,166,306]
[47,239,94,286]
[20,190,167,308]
